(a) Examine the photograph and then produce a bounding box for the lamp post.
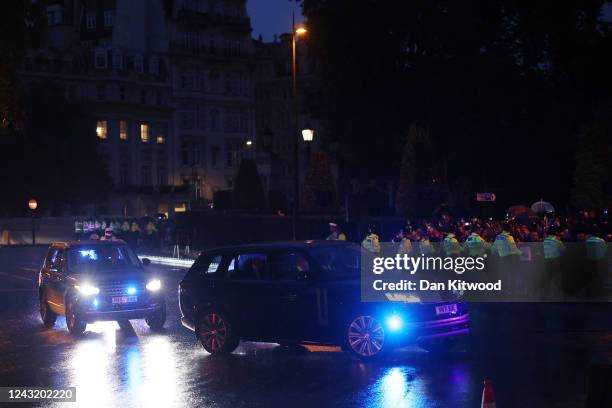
[28,199,37,245]
[291,14,308,240]
[301,126,314,164]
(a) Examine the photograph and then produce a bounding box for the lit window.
[96,120,108,139]
[94,48,107,68]
[103,10,114,27]
[86,13,96,29]
[140,124,149,142]
[119,120,128,140]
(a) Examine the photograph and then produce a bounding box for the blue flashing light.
[386,315,403,331]
[127,287,137,295]
[79,249,98,260]
[92,298,99,308]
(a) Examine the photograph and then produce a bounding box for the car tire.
[343,315,387,360]
[39,291,57,328]
[145,304,166,332]
[65,299,86,336]
[196,310,239,355]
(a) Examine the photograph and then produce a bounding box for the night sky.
[248,0,305,42]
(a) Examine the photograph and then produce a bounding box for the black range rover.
[38,240,166,335]
[179,241,469,359]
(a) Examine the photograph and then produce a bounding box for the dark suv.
[38,240,166,335]
[179,241,469,359]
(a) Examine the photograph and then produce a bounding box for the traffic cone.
[481,379,496,408]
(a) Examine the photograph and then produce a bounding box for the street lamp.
[301,127,314,142]
[28,199,37,245]
[291,15,308,240]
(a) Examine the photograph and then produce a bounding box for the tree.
[0,83,112,215]
[233,159,266,210]
[571,123,610,211]
[301,151,338,212]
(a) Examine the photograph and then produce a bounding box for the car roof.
[51,239,129,248]
[202,240,357,254]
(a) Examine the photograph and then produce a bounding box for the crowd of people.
[74,217,175,248]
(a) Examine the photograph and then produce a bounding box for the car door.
[46,247,66,311]
[221,252,278,340]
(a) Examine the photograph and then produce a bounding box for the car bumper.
[79,304,164,323]
[181,315,195,331]
[414,313,470,342]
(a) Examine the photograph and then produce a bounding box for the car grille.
[98,280,146,296]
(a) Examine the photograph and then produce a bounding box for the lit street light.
[291,15,308,240]
[28,199,37,245]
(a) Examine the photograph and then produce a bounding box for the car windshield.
[68,245,141,272]
[310,245,361,279]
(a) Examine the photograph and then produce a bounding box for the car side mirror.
[142,258,151,267]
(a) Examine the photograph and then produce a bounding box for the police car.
[179,241,469,359]
[38,240,166,335]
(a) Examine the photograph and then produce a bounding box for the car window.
[68,245,140,272]
[46,248,64,271]
[46,248,59,267]
[267,252,310,281]
[227,253,268,280]
[206,255,223,274]
[310,246,360,279]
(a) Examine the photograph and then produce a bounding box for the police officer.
[362,225,381,255]
[326,222,346,241]
[491,222,522,297]
[541,226,564,299]
[395,228,412,255]
[583,228,607,298]
[442,226,462,257]
[417,230,436,256]
[463,228,489,257]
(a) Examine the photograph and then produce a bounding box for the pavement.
[0,245,610,407]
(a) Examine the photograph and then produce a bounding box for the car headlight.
[146,279,161,291]
[76,283,100,296]
[386,315,403,331]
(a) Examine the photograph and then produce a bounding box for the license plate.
[435,304,458,315]
[112,296,137,304]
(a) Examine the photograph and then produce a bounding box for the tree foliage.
[301,151,338,212]
[299,0,612,211]
[0,84,112,215]
[233,159,266,210]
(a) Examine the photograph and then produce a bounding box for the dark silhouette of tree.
[233,159,266,210]
[301,151,338,212]
[571,123,610,211]
[299,0,612,211]
[0,83,112,215]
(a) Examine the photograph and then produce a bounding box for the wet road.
[0,246,610,407]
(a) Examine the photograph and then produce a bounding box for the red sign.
[28,199,38,210]
[476,193,496,202]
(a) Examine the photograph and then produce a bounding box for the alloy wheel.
[199,312,228,353]
[347,315,385,357]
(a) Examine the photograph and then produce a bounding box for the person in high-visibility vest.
[362,226,381,255]
[583,229,608,298]
[442,227,462,257]
[395,227,412,255]
[463,230,489,257]
[541,227,565,299]
[417,230,436,256]
[491,223,522,297]
[326,222,346,241]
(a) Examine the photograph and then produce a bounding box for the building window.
[181,142,189,166]
[119,164,130,186]
[86,13,96,29]
[140,124,150,143]
[211,146,219,167]
[140,89,147,104]
[225,140,242,167]
[180,71,194,89]
[119,120,128,140]
[225,108,239,132]
[96,84,106,100]
[239,108,249,132]
[157,167,167,186]
[94,49,107,68]
[210,108,219,131]
[150,56,159,76]
[180,104,196,129]
[141,166,151,186]
[112,50,123,70]
[96,120,108,139]
[47,5,63,25]
[103,10,114,27]
[134,54,144,73]
[119,85,125,101]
